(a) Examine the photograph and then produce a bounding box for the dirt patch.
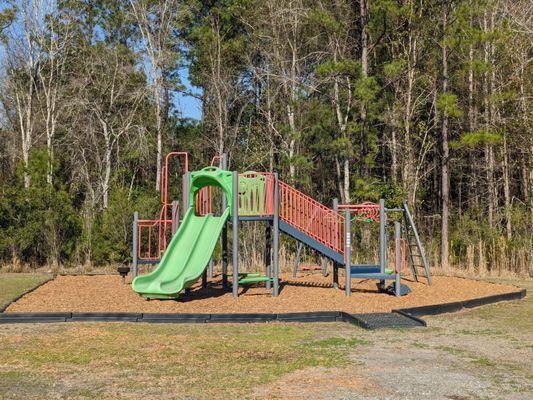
[4,273,522,314]
[253,366,373,399]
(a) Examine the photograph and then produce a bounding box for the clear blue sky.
[175,67,202,120]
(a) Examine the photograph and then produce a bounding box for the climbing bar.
[137,152,189,262]
[338,202,380,222]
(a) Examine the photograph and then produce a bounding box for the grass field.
[0,274,531,399]
[0,273,52,311]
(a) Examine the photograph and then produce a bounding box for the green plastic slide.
[132,207,229,299]
[132,166,234,299]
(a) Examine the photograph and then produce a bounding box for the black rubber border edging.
[0,310,426,329]
[0,275,56,313]
[393,288,526,317]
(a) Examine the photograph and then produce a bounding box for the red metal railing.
[137,152,188,261]
[137,204,178,260]
[196,156,223,216]
[278,181,345,254]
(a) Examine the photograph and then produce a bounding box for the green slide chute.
[132,167,233,299]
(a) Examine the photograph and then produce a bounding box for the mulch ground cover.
[4,273,523,314]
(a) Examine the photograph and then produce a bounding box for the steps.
[402,203,431,285]
[350,265,396,280]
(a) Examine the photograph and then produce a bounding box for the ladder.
[402,203,431,285]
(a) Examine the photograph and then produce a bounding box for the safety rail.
[278,181,345,254]
[137,203,179,260]
[137,152,188,261]
[196,156,224,216]
[239,172,275,216]
[196,171,275,217]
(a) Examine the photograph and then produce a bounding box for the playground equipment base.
[0,287,526,329]
[0,274,526,329]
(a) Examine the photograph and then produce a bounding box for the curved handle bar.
[201,166,219,172]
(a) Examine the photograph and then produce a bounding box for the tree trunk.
[391,126,398,184]
[483,12,495,228]
[359,0,368,180]
[502,133,512,238]
[441,8,450,270]
[155,89,163,192]
[102,125,112,209]
[333,70,350,203]
[467,32,477,208]
[404,32,416,206]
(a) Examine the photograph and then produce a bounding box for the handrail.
[138,152,188,261]
[161,152,189,205]
[278,181,345,253]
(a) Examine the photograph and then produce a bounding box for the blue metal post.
[232,171,239,297]
[132,211,138,279]
[345,208,351,296]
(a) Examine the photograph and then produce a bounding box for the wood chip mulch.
[4,273,523,314]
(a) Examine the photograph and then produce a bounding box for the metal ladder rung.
[403,202,431,285]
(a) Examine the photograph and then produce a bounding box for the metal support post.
[394,221,401,297]
[292,243,303,278]
[273,173,280,297]
[208,259,214,279]
[182,172,190,216]
[232,171,239,297]
[221,155,228,287]
[171,201,179,235]
[265,221,272,289]
[132,211,138,279]
[345,208,351,296]
[202,269,207,289]
[379,198,386,289]
[332,198,339,289]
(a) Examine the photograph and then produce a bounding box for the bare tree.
[67,46,145,209]
[130,0,182,191]
[2,0,53,188]
[37,7,73,184]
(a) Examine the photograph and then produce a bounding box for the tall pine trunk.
[440,8,450,270]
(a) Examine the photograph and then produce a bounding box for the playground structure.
[131,152,431,299]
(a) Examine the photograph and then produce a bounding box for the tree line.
[0,0,530,275]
